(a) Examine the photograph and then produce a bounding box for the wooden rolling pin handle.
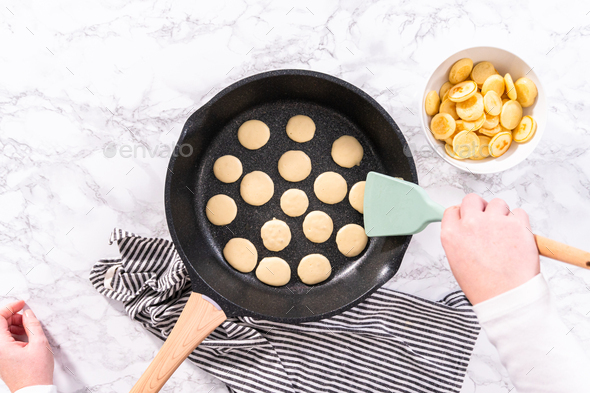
[130,293,227,393]
[534,234,590,270]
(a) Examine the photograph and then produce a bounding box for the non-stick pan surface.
[165,69,418,322]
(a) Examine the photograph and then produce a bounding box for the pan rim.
[165,69,418,322]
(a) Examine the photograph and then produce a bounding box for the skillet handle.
[130,293,227,393]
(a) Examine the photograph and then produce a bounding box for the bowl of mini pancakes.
[420,46,547,174]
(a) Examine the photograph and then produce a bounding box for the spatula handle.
[130,293,227,393]
[534,234,590,270]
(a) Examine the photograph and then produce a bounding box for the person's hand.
[0,300,54,392]
[441,194,540,305]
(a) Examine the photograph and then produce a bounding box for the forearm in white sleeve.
[473,273,590,393]
[14,386,57,393]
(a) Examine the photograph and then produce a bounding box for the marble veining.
[1,1,589,392]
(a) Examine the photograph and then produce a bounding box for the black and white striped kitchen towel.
[91,229,480,393]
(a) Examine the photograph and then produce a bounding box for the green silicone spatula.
[363,172,445,237]
[363,171,590,270]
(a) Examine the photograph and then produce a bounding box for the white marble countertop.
[2,1,590,392]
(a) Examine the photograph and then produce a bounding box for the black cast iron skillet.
[131,69,418,392]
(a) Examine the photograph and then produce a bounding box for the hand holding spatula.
[364,172,590,271]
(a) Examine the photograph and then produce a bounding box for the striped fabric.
[90,229,480,393]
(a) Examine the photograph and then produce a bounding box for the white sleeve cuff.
[472,273,548,324]
[472,273,590,393]
[15,386,57,393]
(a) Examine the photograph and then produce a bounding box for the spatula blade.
[363,172,445,237]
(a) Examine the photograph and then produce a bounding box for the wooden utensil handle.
[130,293,227,393]
[535,234,590,270]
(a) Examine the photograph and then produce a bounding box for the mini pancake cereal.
[425,56,538,160]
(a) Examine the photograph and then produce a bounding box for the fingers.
[442,206,461,224]
[5,313,24,337]
[460,194,487,218]
[23,308,49,346]
[441,206,460,244]
[0,300,25,320]
[485,198,511,216]
[512,208,531,226]
[10,313,23,327]
[0,301,25,342]
[10,325,26,336]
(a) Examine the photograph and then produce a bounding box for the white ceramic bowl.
[420,46,546,174]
